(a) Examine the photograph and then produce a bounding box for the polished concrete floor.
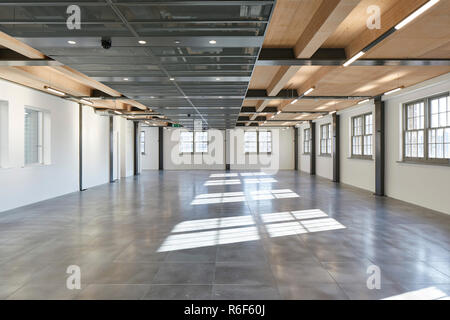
[0,170,449,300]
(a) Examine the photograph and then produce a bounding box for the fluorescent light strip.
[343,51,365,67]
[79,99,93,106]
[395,0,440,30]
[358,99,370,105]
[290,99,298,105]
[384,87,402,95]
[114,110,122,115]
[44,86,66,96]
[304,87,314,95]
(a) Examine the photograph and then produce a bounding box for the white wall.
[164,128,226,170]
[338,102,375,192]
[81,106,109,189]
[118,117,134,178]
[315,116,333,180]
[141,127,159,170]
[230,128,295,171]
[384,73,450,214]
[0,79,79,212]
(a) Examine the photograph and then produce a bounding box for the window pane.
[244,131,257,152]
[24,108,41,164]
[180,131,194,153]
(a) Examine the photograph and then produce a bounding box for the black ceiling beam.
[246,89,371,100]
[257,48,450,66]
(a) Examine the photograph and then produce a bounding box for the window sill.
[318,154,332,158]
[347,156,373,161]
[397,160,450,167]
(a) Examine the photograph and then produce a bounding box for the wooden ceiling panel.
[311,66,450,96]
[323,0,397,48]
[263,0,324,47]
[364,0,450,58]
[248,66,281,89]
[282,99,357,112]
[284,66,323,89]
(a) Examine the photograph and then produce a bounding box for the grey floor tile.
[213,284,281,300]
[142,285,212,300]
[339,283,408,300]
[216,241,266,263]
[214,262,276,286]
[278,283,349,300]
[152,263,215,285]
[271,261,337,286]
[75,284,150,300]
[7,283,84,300]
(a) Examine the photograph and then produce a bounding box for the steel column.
[332,113,340,183]
[310,121,316,176]
[375,96,385,196]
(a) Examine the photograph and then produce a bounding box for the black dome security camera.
[101,37,112,49]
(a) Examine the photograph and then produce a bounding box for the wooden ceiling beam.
[294,0,360,59]
[0,31,45,59]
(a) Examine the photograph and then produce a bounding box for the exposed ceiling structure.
[0,0,449,129]
[240,0,450,127]
[0,0,276,129]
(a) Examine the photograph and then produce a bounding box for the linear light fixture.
[358,99,370,105]
[304,87,315,95]
[384,87,402,95]
[277,110,282,115]
[44,86,65,96]
[290,99,299,105]
[80,99,93,106]
[395,0,440,30]
[114,110,122,115]
[343,51,365,67]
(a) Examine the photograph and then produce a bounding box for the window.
[179,131,208,153]
[403,94,450,163]
[428,95,450,160]
[351,113,373,158]
[179,131,193,153]
[303,128,311,154]
[140,131,145,155]
[244,131,257,153]
[258,131,272,153]
[195,131,208,153]
[244,131,272,153]
[24,108,43,165]
[320,123,332,155]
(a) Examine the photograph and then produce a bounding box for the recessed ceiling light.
[343,51,365,67]
[358,99,370,105]
[123,78,129,81]
[384,87,402,95]
[209,40,217,44]
[80,99,93,106]
[169,77,175,81]
[44,86,66,96]
[138,40,147,45]
[395,0,440,30]
[67,40,76,45]
[216,78,220,81]
[174,40,180,44]
[304,87,315,96]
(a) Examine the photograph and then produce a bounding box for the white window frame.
[244,130,272,154]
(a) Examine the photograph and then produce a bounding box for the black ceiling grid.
[0,0,276,129]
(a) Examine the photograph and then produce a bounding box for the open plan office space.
[0,0,449,307]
